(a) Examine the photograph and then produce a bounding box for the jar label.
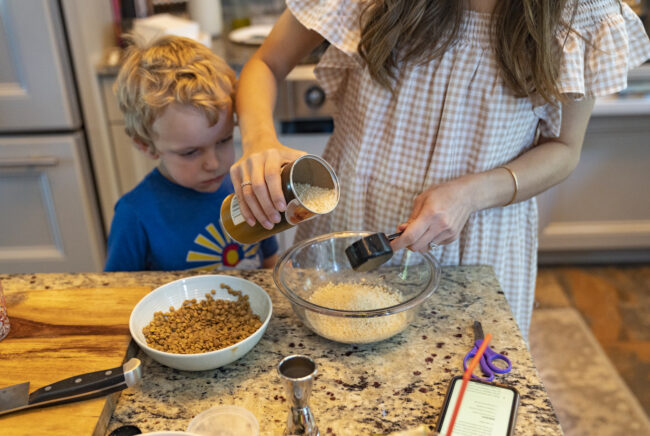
[230,195,246,226]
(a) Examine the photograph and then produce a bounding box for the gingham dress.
[288,0,650,339]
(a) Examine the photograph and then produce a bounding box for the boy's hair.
[115,35,236,149]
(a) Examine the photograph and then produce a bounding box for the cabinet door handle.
[0,156,59,168]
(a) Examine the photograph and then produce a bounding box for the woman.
[230,0,650,338]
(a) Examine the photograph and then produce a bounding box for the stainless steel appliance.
[276,41,334,134]
[277,65,335,134]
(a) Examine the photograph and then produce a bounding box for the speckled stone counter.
[99,267,560,436]
[1,267,562,435]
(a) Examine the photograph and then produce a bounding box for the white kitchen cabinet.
[537,112,650,263]
[0,0,80,131]
[0,134,105,272]
[0,0,106,273]
[537,65,650,263]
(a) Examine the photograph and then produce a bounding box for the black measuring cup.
[345,232,403,272]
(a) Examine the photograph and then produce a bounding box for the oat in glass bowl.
[273,231,441,344]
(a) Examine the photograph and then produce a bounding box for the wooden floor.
[535,264,650,413]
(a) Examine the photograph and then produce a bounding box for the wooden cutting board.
[0,284,152,436]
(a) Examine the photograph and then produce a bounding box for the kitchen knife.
[0,357,141,416]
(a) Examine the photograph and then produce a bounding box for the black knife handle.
[29,383,130,411]
[28,358,141,405]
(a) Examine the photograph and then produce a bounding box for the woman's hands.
[391,177,477,252]
[230,140,305,229]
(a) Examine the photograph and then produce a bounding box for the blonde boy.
[105,36,278,271]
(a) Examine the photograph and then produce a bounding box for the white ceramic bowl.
[129,275,272,371]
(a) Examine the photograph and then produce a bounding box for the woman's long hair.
[358,0,577,104]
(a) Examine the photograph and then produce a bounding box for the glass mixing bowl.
[273,231,441,344]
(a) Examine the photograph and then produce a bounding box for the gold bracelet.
[501,166,519,206]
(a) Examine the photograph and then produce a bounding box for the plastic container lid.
[187,406,259,436]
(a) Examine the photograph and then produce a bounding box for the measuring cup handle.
[386,232,403,241]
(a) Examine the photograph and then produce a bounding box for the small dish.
[129,275,272,371]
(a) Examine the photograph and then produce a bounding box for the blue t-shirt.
[105,168,278,272]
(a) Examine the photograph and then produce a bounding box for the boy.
[105,36,278,271]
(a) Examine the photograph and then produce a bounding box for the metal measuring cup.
[345,231,403,272]
[278,355,319,436]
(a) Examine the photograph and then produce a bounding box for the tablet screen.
[438,378,517,436]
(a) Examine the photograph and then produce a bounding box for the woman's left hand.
[390,178,476,252]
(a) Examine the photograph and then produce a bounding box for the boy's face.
[145,103,235,193]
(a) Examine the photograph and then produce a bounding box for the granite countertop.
[65,266,561,436]
[1,266,561,435]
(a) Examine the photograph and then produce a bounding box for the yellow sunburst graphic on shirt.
[185,222,258,270]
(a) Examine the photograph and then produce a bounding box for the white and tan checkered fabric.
[287,0,650,340]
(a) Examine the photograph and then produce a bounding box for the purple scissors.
[463,321,512,381]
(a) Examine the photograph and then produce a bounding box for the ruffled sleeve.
[286,0,366,101]
[535,0,650,138]
[286,0,365,56]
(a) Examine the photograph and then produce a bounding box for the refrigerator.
[0,0,105,272]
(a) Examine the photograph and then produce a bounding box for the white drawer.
[0,133,105,272]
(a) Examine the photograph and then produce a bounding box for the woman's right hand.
[230,140,305,229]
[231,9,325,229]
